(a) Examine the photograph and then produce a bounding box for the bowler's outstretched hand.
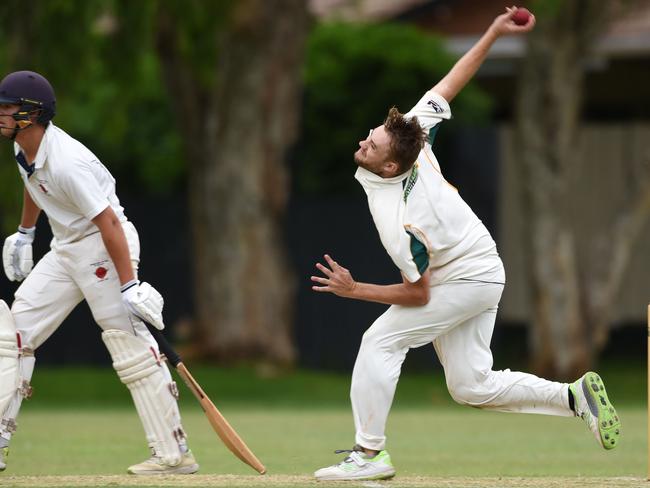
[312,254,357,298]
[491,6,536,36]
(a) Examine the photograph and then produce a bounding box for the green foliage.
[0,0,247,222]
[0,5,494,231]
[0,162,22,230]
[531,0,563,17]
[153,0,234,91]
[295,22,492,195]
[0,0,106,230]
[57,50,185,195]
[0,0,186,233]
[53,1,185,195]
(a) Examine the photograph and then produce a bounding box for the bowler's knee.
[351,328,393,399]
[359,327,379,350]
[446,373,493,408]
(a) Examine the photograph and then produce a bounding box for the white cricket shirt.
[355,90,504,285]
[14,123,126,247]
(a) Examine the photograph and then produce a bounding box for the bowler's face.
[354,125,392,175]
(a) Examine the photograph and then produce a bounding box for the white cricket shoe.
[569,371,621,450]
[127,450,199,475]
[314,445,395,481]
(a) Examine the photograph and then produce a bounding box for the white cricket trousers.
[1,221,181,448]
[351,278,573,451]
[11,222,157,350]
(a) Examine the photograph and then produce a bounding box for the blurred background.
[0,0,649,384]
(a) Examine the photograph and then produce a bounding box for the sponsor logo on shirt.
[427,100,444,113]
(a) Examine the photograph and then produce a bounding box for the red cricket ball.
[512,8,531,26]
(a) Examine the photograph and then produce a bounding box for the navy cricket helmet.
[0,71,56,127]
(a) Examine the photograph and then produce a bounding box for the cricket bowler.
[311,7,620,481]
[0,70,198,474]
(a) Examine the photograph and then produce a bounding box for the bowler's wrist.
[345,280,359,299]
[484,25,501,42]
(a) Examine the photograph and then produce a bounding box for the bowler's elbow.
[414,286,430,306]
[408,271,431,306]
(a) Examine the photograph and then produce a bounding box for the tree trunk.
[514,1,650,379]
[516,1,589,377]
[155,0,309,366]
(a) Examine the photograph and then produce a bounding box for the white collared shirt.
[356,91,503,285]
[14,123,126,247]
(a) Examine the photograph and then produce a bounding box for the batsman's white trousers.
[11,222,156,351]
[351,276,572,451]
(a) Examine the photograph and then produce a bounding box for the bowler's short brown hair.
[383,107,426,174]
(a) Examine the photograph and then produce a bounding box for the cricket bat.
[146,325,266,474]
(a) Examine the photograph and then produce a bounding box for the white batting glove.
[2,226,35,282]
[121,280,166,330]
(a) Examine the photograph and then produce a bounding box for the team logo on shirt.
[91,260,110,281]
[35,178,49,194]
[427,100,444,113]
[403,164,419,203]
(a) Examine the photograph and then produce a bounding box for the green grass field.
[0,363,646,487]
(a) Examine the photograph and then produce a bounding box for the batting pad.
[102,329,184,466]
[0,300,19,416]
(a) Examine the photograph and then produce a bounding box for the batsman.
[311,7,621,481]
[0,70,198,474]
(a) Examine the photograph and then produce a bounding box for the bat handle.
[145,322,182,368]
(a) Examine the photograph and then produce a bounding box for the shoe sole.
[128,463,199,475]
[582,372,621,450]
[316,469,396,481]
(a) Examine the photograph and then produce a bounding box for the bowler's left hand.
[311,254,357,298]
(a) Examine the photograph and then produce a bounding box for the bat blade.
[176,363,267,474]
[144,324,266,474]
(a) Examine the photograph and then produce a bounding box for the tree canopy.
[294,21,491,195]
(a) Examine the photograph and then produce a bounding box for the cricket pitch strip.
[0,475,645,488]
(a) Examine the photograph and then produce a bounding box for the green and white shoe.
[0,446,7,471]
[314,445,395,481]
[569,372,621,450]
